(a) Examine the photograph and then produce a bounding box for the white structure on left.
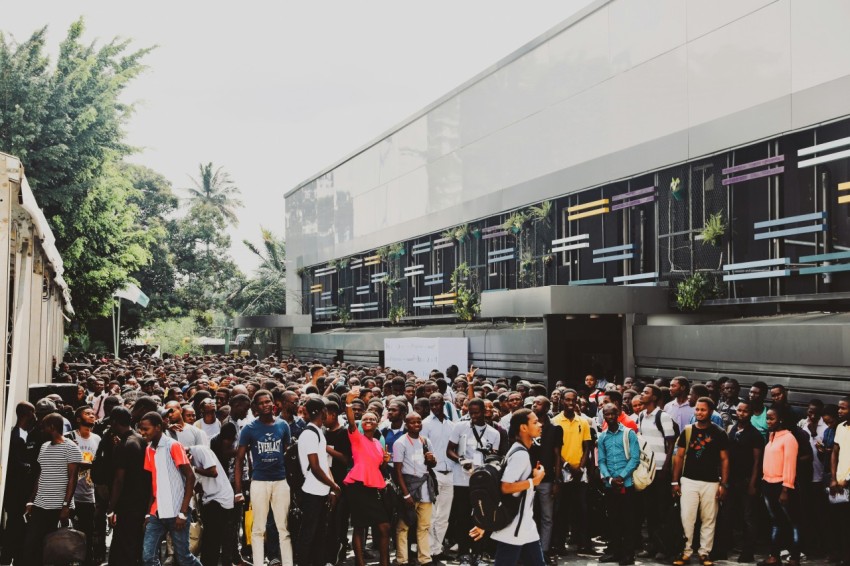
[0,152,74,511]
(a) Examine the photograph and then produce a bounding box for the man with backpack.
[295,396,341,566]
[447,398,501,566]
[468,408,545,566]
[597,403,641,565]
[638,385,679,559]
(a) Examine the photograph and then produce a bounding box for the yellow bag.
[244,502,253,546]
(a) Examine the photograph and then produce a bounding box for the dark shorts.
[346,481,390,528]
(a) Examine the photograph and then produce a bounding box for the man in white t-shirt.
[637,385,678,558]
[447,398,501,566]
[188,443,234,566]
[469,408,545,566]
[296,396,341,566]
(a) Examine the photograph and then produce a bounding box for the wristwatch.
[178,512,187,520]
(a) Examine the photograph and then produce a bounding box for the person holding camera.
[447,397,501,566]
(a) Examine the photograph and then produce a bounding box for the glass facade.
[301,117,850,325]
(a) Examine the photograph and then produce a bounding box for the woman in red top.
[345,387,392,566]
[760,406,800,566]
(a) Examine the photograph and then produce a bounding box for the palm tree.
[229,228,287,316]
[186,162,243,225]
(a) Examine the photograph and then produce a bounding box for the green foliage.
[229,228,286,316]
[700,211,726,246]
[388,305,406,325]
[375,245,390,260]
[529,201,552,223]
[186,162,243,226]
[451,263,480,322]
[337,306,352,326]
[675,272,712,311]
[502,211,527,234]
[519,252,535,285]
[388,242,405,258]
[670,177,684,201]
[0,20,157,327]
[144,315,203,356]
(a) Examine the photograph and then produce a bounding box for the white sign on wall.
[383,337,468,379]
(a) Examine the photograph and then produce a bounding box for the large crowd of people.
[1,353,849,566]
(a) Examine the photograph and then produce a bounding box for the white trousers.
[250,479,293,566]
[429,471,455,552]
[680,477,719,557]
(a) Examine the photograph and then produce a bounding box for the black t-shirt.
[113,431,151,513]
[728,423,764,482]
[531,422,564,483]
[678,423,730,482]
[324,426,353,485]
[790,427,814,486]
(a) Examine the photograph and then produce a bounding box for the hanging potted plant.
[470,225,482,239]
[670,177,684,201]
[700,211,726,246]
[503,211,527,234]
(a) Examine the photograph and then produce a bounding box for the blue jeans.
[494,540,546,566]
[142,514,202,566]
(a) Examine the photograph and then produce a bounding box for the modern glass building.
[283,0,850,402]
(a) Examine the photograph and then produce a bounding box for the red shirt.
[601,412,639,432]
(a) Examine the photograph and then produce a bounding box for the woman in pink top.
[760,406,800,566]
[344,387,392,566]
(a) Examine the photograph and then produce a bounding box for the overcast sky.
[4,0,592,274]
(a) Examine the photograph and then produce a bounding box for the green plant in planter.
[388,305,406,325]
[375,245,390,260]
[530,200,552,223]
[543,254,555,265]
[338,257,350,268]
[675,272,712,311]
[296,267,308,277]
[670,177,684,201]
[502,211,527,234]
[327,258,339,270]
[700,211,726,246]
[338,288,345,296]
[454,224,470,242]
[388,242,405,258]
[451,262,480,322]
[470,225,481,239]
[337,306,352,326]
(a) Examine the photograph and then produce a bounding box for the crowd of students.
[1,353,849,566]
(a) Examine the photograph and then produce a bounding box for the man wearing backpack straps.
[296,396,341,566]
[598,403,641,565]
[469,408,545,566]
[671,397,730,566]
[447,397,501,566]
[638,385,678,559]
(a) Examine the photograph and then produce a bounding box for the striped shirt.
[34,440,83,510]
[144,434,190,518]
[638,408,677,468]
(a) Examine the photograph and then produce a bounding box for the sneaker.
[638,549,657,559]
[599,555,619,563]
[459,555,473,566]
[577,547,598,558]
[269,560,283,566]
[545,551,558,565]
[619,558,635,566]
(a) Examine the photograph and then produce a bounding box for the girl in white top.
[470,408,546,566]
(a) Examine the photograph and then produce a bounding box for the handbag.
[43,521,86,564]
[189,496,203,555]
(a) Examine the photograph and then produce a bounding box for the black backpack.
[284,425,320,491]
[469,444,530,535]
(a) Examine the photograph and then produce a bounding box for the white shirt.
[189,445,234,509]
[422,413,456,473]
[491,443,537,545]
[298,424,331,496]
[499,413,513,432]
[196,419,221,444]
[170,425,208,448]
[638,408,677,468]
[448,421,501,486]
